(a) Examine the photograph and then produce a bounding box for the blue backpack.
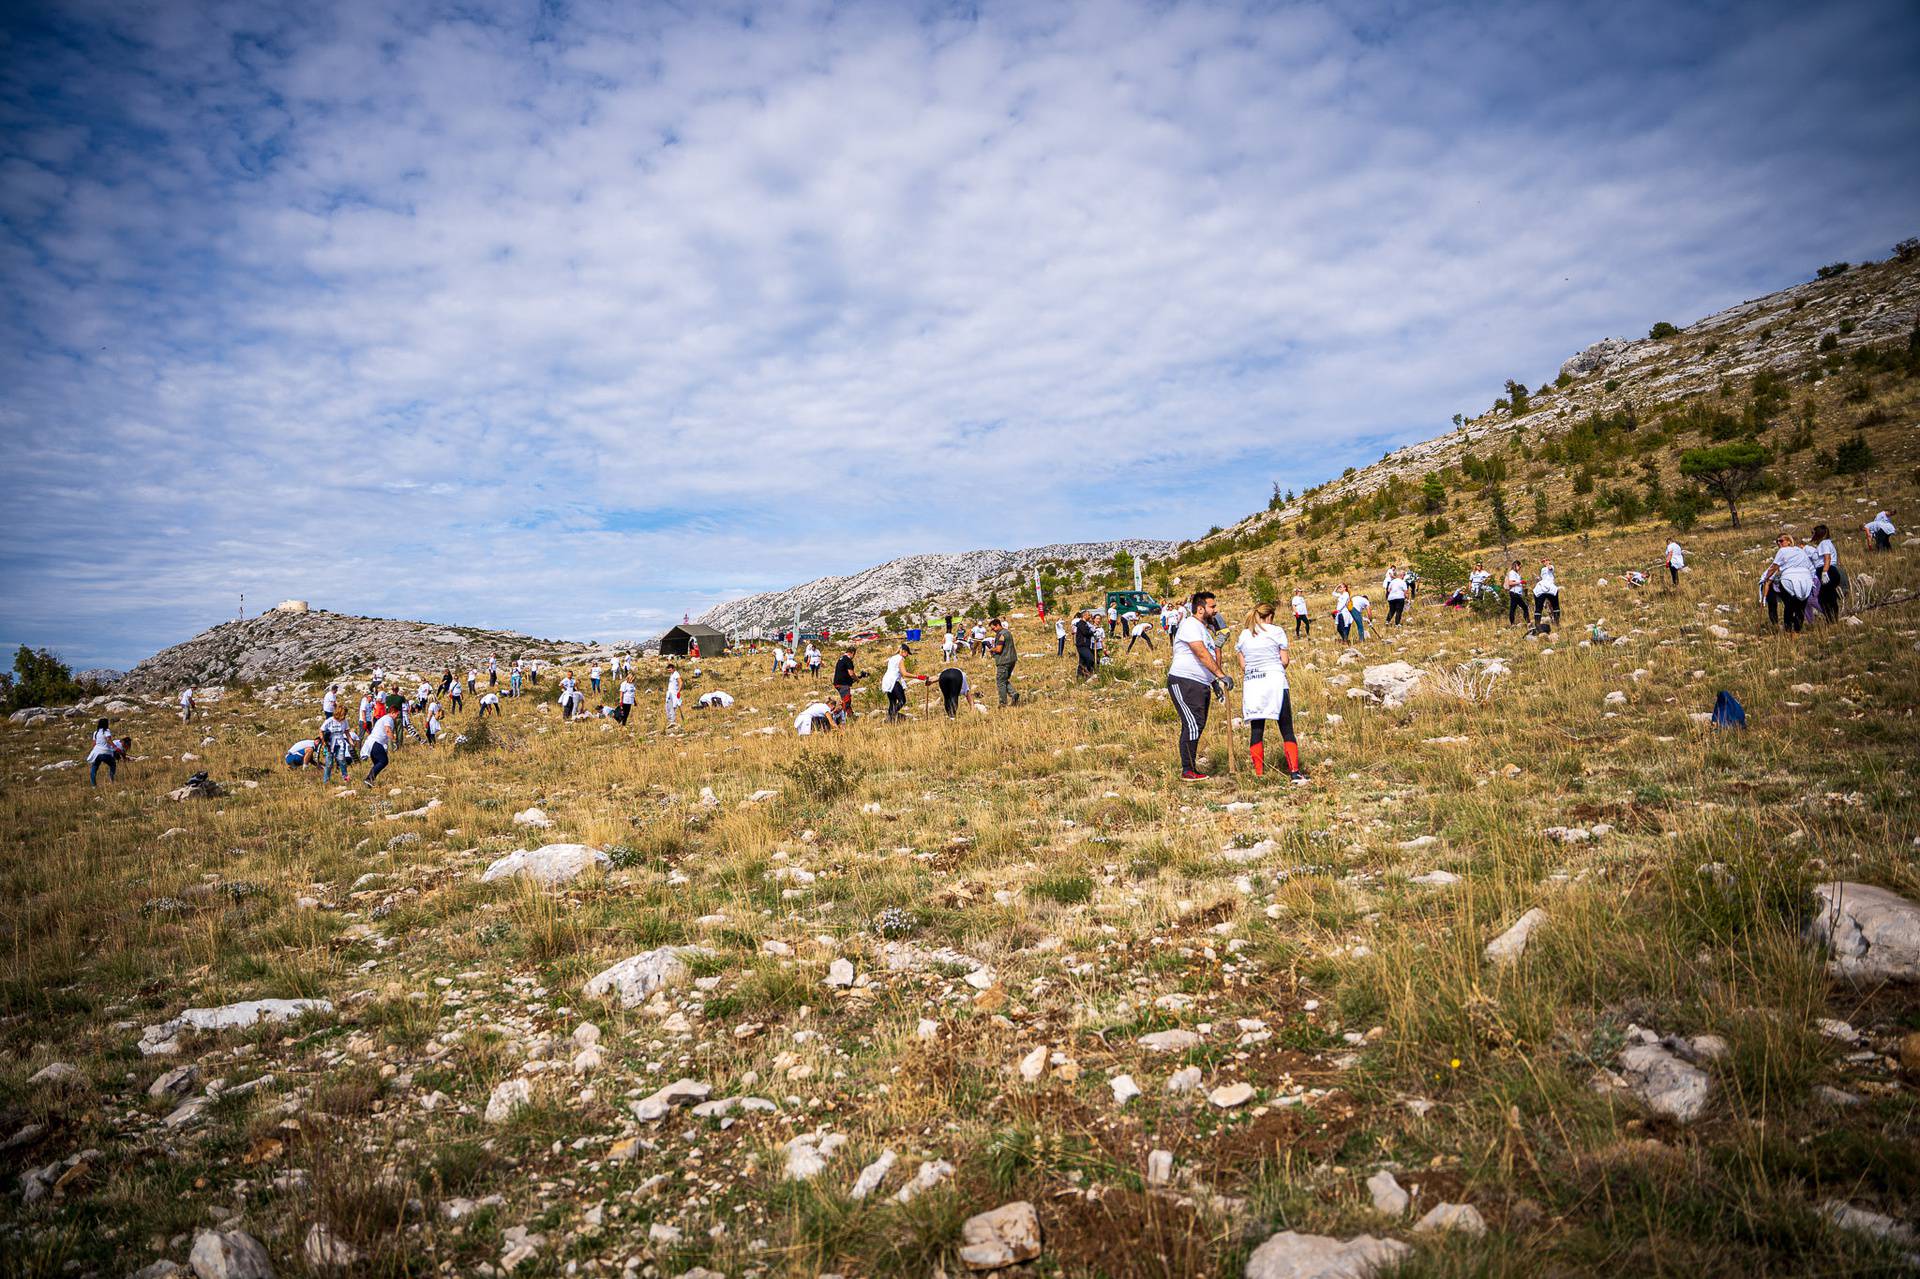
[1712,691,1746,730]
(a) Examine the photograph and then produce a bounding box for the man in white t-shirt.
[179,687,195,723]
[1167,591,1229,781]
[1124,619,1156,652]
[615,678,635,724]
[1384,571,1408,626]
[795,702,835,735]
[697,690,734,709]
[664,665,682,727]
[478,691,502,718]
[1664,540,1686,586]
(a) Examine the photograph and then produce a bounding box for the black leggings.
[1057,636,1066,656]
[938,669,964,717]
[1387,598,1405,625]
[1509,591,1530,624]
[1076,647,1096,679]
[1668,565,1680,585]
[1537,591,1560,621]
[365,742,389,783]
[1818,578,1840,619]
[1169,676,1212,773]
[1766,585,1782,626]
[1247,692,1295,746]
[1295,615,1309,636]
[1782,591,1807,632]
[887,683,908,720]
[1125,633,1154,651]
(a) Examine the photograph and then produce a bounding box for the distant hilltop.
[697,540,1178,636]
[118,608,602,692]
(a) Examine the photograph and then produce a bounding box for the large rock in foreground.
[1244,1230,1411,1279]
[481,843,608,886]
[1808,882,1920,981]
[1362,663,1425,707]
[582,947,704,1007]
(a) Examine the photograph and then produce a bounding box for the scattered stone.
[27,1062,80,1088]
[1397,835,1440,850]
[893,1157,954,1202]
[485,1078,533,1124]
[1361,662,1425,706]
[1613,1027,1712,1122]
[1408,870,1460,886]
[188,1229,272,1279]
[1243,1230,1411,1279]
[1821,1199,1917,1246]
[582,947,699,1007]
[1017,1045,1048,1082]
[1167,1066,1203,1094]
[139,999,332,1057]
[958,1200,1041,1271]
[633,1078,711,1121]
[480,843,608,886]
[1807,882,1920,981]
[783,1130,848,1180]
[1485,907,1547,965]
[1146,1149,1174,1186]
[1209,1081,1255,1109]
[1366,1170,1409,1215]
[849,1148,898,1200]
[303,1223,362,1268]
[1139,1029,1202,1053]
[1413,1202,1487,1236]
[825,957,856,988]
[1110,1074,1141,1105]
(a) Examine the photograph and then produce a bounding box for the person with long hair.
[1505,560,1530,625]
[1234,603,1306,782]
[1812,523,1846,619]
[1761,532,1816,632]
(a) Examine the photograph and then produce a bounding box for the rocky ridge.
[695,540,1176,636]
[1199,254,1920,549]
[118,609,598,692]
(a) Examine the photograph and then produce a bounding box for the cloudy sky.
[3,0,1917,669]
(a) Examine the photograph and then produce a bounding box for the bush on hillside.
[3,646,86,712]
[1895,237,1919,263]
[1833,433,1875,475]
[1815,262,1850,279]
[1408,546,1471,594]
[1649,321,1681,339]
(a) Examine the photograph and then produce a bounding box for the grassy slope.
[3,306,1919,1278]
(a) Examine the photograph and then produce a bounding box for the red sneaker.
[1180,769,1211,782]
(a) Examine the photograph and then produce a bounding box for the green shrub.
[2,646,84,712]
[1814,261,1850,279]
[1833,433,1875,474]
[1649,321,1680,339]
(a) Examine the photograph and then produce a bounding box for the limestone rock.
[1362,662,1425,706]
[140,999,332,1057]
[1243,1230,1411,1279]
[958,1200,1041,1271]
[1807,881,1920,981]
[1366,1170,1409,1215]
[1485,907,1547,965]
[480,843,608,886]
[1139,1029,1202,1053]
[582,947,699,1007]
[485,1078,532,1124]
[850,1148,897,1200]
[27,1062,81,1088]
[303,1223,361,1268]
[1614,1030,1711,1122]
[825,957,856,988]
[1413,1202,1487,1236]
[633,1078,711,1122]
[188,1229,273,1279]
[1209,1081,1255,1108]
[150,1064,201,1099]
[511,807,555,829]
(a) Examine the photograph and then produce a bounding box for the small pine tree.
[1420,472,1446,513]
[1486,487,1517,555]
[1678,442,1771,527]
[1249,570,1278,606]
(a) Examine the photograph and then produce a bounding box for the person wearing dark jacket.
[1073,611,1098,680]
[832,648,861,718]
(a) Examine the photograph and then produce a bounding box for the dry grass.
[2,362,1918,1277]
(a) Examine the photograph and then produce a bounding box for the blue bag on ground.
[1712,691,1746,729]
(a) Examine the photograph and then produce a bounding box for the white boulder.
[1807,881,1920,981]
[1244,1230,1411,1279]
[480,843,609,886]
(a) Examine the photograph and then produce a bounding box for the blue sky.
[3,0,1917,669]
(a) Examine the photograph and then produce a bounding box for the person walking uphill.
[832,647,861,719]
[88,718,118,786]
[1168,591,1231,782]
[664,664,683,728]
[988,617,1018,706]
[1762,533,1817,631]
[1234,603,1307,782]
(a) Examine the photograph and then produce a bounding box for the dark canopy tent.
[659,624,728,658]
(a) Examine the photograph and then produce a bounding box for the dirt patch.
[1039,1185,1221,1279]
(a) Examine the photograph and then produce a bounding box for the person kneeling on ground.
[285,737,321,770]
[1235,602,1307,781]
[794,701,836,735]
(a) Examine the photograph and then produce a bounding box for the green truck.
[1103,589,1160,619]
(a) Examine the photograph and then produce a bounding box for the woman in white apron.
[1234,603,1306,781]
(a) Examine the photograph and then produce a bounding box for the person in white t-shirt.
[1234,602,1306,781]
[589,664,602,693]
[795,701,835,735]
[664,665,683,727]
[1168,591,1229,781]
[1533,561,1561,623]
[321,713,354,781]
[1864,509,1897,551]
[424,702,442,744]
[1505,561,1529,625]
[88,718,119,786]
[697,690,734,709]
[1348,592,1370,641]
[1332,587,1352,644]
[446,675,463,715]
[1292,592,1310,638]
[615,678,636,724]
[285,737,319,769]
[1761,533,1816,631]
[935,666,981,717]
[322,684,338,717]
[1384,570,1409,626]
[360,712,396,786]
[943,630,958,662]
[1125,618,1156,652]
[1811,523,1846,618]
[1055,617,1068,657]
[1106,604,1119,635]
[478,691,502,718]
[879,644,928,721]
[1664,539,1686,586]
[1468,566,1492,598]
[179,686,195,723]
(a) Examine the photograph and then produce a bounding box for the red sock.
[1250,742,1265,775]
[1283,742,1300,773]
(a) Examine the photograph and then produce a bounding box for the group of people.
[1165,590,1308,783]
[882,617,1020,719]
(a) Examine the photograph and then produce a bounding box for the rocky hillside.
[1200,252,1920,549]
[119,608,598,691]
[696,539,1176,635]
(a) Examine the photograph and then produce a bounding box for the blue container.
[905,628,923,642]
